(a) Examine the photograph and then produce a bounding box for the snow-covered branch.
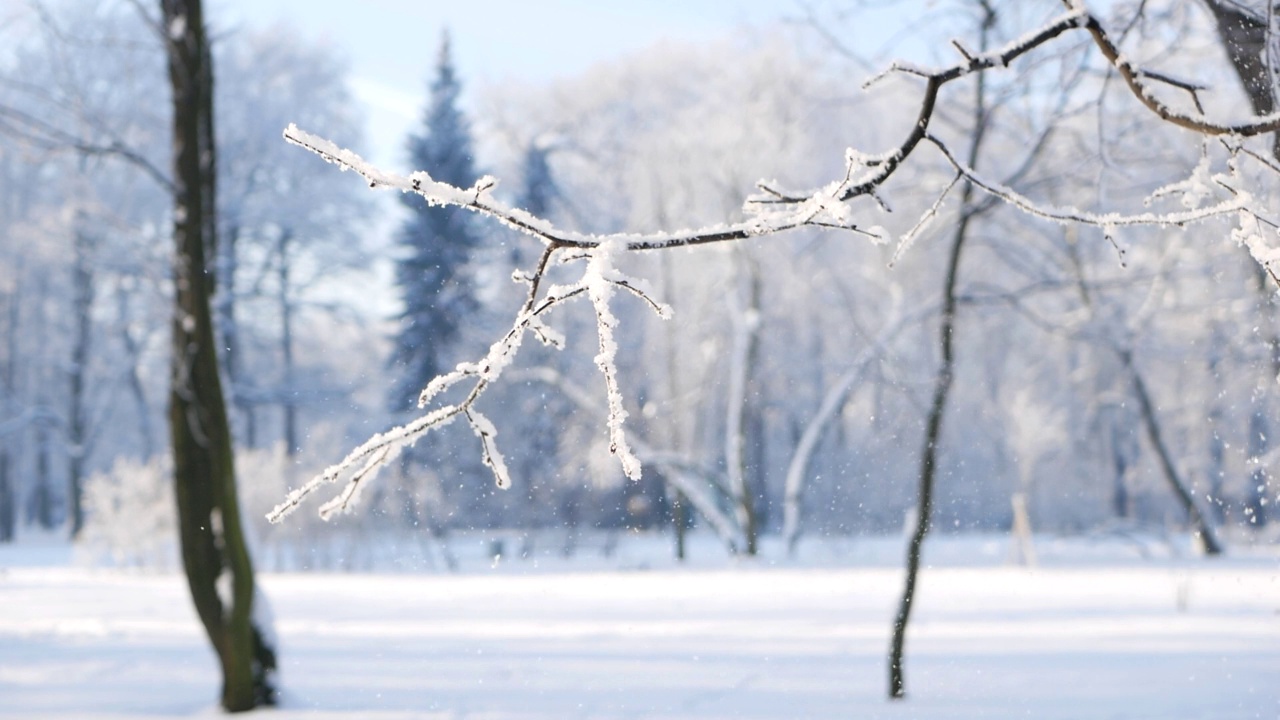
[273,0,1280,524]
[282,125,871,251]
[926,134,1249,230]
[266,225,670,523]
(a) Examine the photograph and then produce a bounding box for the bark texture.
[160,0,276,710]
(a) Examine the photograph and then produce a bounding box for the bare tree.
[66,222,93,536]
[1203,0,1280,528]
[0,267,17,542]
[213,29,369,452]
[264,0,1278,701]
[270,8,1278,508]
[159,0,275,710]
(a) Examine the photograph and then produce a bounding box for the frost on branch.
[282,124,885,251]
[266,133,681,520]
[927,134,1250,233]
[584,239,647,480]
[466,409,510,490]
[892,174,960,267]
[1233,210,1280,284]
[273,1,1280,522]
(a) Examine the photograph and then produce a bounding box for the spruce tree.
[389,32,481,410]
[519,138,557,219]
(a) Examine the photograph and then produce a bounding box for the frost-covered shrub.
[80,420,424,571]
[79,455,177,569]
[78,440,353,570]
[237,442,329,561]
[240,438,402,571]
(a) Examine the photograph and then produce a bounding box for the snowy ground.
[1,533,1278,719]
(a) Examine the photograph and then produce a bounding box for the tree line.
[3,0,1280,709]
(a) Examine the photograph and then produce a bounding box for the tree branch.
[274,0,1280,524]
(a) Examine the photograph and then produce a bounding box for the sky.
[218,0,797,170]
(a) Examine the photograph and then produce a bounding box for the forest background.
[2,0,1276,560]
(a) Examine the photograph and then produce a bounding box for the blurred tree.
[1203,0,1278,528]
[389,31,482,411]
[214,29,370,454]
[159,0,275,710]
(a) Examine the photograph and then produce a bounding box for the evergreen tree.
[513,136,559,266]
[389,32,481,411]
[519,137,558,218]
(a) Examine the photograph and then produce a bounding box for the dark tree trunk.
[889,3,994,699]
[0,454,13,542]
[32,418,55,530]
[1246,407,1270,528]
[28,276,56,530]
[1205,0,1277,529]
[672,488,687,560]
[1122,350,1224,555]
[277,230,297,456]
[725,252,762,556]
[160,0,276,710]
[1203,0,1279,156]
[1108,406,1138,520]
[67,226,93,538]
[887,192,970,701]
[0,284,16,542]
[1112,434,1131,520]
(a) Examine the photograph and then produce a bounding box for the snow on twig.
[283,125,871,251]
[585,240,644,480]
[466,409,510,490]
[265,199,671,520]
[927,134,1248,229]
[861,8,1089,91]
[273,2,1280,522]
[892,173,961,267]
[267,403,460,523]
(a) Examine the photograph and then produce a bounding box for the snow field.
[1,552,1278,719]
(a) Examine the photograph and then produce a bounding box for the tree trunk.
[672,489,687,560]
[1121,350,1224,555]
[1111,424,1132,520]
[32,417,54,530]
[725,249,762,556]
[0,283,16,542]
[889,3,994,699]
[277,230,298,456]
[783,308,916,555]
[887,204,968,700]
[1203,0,1279,156]
[1205,0,1277,529]
[160,0,276,710]
[67,226,93,538]
[0,453,13,542]
[658,250,690,561]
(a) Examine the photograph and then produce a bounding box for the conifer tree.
[389,32,481,410]
[519,138,557,219]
